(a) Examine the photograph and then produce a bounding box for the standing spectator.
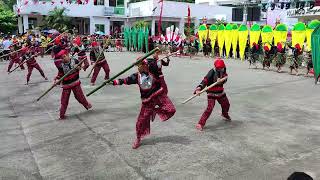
[2,36,12,61]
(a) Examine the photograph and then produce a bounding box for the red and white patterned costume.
[113,58,176,149]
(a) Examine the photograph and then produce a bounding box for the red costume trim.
[142,87,164,104]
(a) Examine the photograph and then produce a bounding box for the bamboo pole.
[86,45,108,78]
[86,47,160,97]
[0,31,67,59]
[158,50,179,61]
[36,58,86,102]
[181,76,228,104]
[8,45,55,74]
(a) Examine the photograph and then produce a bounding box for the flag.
[188,6,191,29]
[158,0,164,36]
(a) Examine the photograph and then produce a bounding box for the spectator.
[1,36,12,61]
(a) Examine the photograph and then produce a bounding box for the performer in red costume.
[112,58,176,149]
[55,50,92,120]
[22,43,48,85]
[90,41,110,86]
[52,37,64,69]
[72,37,90,71]
[7,45,25,72]
[194,58,231,131]
[153,50,170,94]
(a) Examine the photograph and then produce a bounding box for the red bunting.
[42,1,46,4]
[24,0,28,5]
[60,0,63,4]
[51,0,55,5]
[17,8,21,15]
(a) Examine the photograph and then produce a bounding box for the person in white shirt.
[1,36,13,61]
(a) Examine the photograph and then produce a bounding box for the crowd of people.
[0,29,233,149]
[0,31,317,179]
[0,32,178,149]
[153,35,317,82]
[0,33,124,62]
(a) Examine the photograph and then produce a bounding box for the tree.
[44,7,71,32]
[0,0,16,10]
[0,6,17,34]
[133,20,148,29]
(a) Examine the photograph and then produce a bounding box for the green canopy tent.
[311,25,320,83]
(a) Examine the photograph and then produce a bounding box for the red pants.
[60,84,91,118]
[159,76,168,94]
[79,56,89,71]
[90,61,110,84]
[26,63,46,82]
[54,60,62,70]
[8,59,25,72]
[198,94,230,127]
[136,93,176,139]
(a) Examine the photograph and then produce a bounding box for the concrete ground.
[0,52,319,180]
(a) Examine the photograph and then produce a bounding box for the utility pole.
[243,2,248,25]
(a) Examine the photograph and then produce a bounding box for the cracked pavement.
[0,52,319,179]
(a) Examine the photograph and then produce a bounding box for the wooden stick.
[86,47,160,97]
[182,76,228,104]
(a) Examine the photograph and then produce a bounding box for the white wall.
[129,0,232,22]
[17,3,105,17]
[129,0,154,17]
[267,8,298,29]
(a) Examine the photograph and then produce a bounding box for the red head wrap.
[91,41,98,47]
[214,58,226,69]
[277,43,283,52]
[57,49,68,58]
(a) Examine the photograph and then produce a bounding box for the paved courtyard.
[0,52,319,180]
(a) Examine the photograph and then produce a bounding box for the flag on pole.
[187,6,191,36]
[158,0,164,37]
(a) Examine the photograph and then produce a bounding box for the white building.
[15,0,128,35]
[14,0,233,35]
[127,0,233,35]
